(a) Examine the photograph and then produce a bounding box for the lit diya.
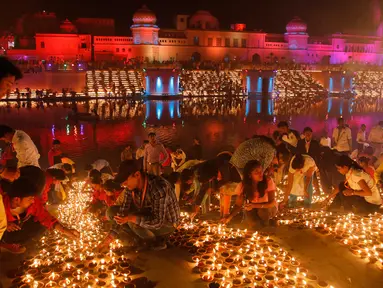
[201,270,214,282]
[48,272,60,281]
[317,280,329,288]
[44,281,57,287]
[89,260,98,268]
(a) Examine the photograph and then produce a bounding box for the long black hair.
[336,155,364,171]
[242,160,268,201]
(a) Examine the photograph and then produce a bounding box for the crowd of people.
[180,70,244,96]
[0,56,383,262]
[1,115,382,254]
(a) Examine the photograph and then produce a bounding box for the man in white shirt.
[356,124,367,151]
[368,121,383,157]
[144,132,169,176]
[0,125,40,168]
[332,118,352,154]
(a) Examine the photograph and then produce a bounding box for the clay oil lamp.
[47,272,60,282]
[98,268,108,279]
[264,274,275,281]
[232,277,242,286]
[89,260,98,268]
[119,261,130,269]
[25,269,39,278]
[63,263,74,272]
[238,260,247,268]
[258,256,266,266]
[290,257,300,266]
[253,273,263,282]
[242,274,251,285]
[213,271,224,280]
[44,281,57,287]
[95,279,106,287]
[58,278,72,287]
[317,280,329,288]
[195,258,205,268]
[202,254,211,261]
[243,254,252,261]
[208,282,221,288]
[22,274,35,285]
[306,274,318,282]
[40,267,52,276]
[221,251,230,258]
[98,264,107,273]
[257,268,267,275]
[234,266,243,277]
[199,266,209,273]
[201,270,214,282]
[20,281,44,288]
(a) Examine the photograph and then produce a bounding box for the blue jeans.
[107,206,175,241]
[288,175,313,208]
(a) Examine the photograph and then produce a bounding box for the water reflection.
[0,97,382,169]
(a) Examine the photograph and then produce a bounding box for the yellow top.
[374,162,383,183]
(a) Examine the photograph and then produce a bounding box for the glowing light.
[268,77,274,93]
[327,98,332,113]
[156,77,163,94]
[156,101,163,120]
[256,99,261,113]
[257,77,262,93]
[145,76,150,95]
[169,77,175,95]
[169,101,175,119]
[145,101,150,120]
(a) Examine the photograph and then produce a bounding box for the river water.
[0,97,382,169]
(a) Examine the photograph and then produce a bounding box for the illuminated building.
[3,5,383,65]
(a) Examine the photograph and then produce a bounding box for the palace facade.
[2,6,383,66]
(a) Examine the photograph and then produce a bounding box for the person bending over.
[40,168,67,204]
[0,178,79,254]
[358,156,375,179]
[98,160,180,251]
[86,179,122,217]
[327,155,382,214]
[182,153,241,219]
[282,154,317,208]
[230,136,277,178]
[0,125,41,168]
[221,160,277,228]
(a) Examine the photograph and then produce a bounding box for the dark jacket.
[296,138,321,164]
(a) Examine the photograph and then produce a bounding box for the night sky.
[1,0,380,35]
